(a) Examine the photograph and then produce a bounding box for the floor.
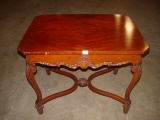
[0,0,160,120]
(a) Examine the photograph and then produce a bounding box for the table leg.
[26,65,43,114]
[123,64,142,113]
[25,55,142,114]
[113,67,119,74]
[45,67,51,75]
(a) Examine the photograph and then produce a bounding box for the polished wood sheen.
[18,14,149,55]
[17,14,149,115]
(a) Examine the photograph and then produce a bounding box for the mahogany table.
[17,14,149,114]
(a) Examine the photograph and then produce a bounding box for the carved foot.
[45,68,51,75]
[35,103,43,114]
[78,78,88,87]
[113,68,118,75]
[123,101,131,114]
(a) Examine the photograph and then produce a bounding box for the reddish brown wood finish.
[18,14,149,55]
[18,14,149,115]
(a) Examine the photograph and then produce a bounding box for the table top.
[18,14,149,55]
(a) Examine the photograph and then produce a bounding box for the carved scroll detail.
[131,64,141,73]
[26,65,37,73]
[38,55,130,69]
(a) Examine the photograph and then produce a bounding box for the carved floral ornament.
[37,55,131,70]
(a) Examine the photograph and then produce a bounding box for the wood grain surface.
[18,14,149,55]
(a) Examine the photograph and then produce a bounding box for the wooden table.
[17,14,149,114]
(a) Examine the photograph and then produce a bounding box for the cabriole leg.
[26,64,43,114]
[123,63,142,114]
